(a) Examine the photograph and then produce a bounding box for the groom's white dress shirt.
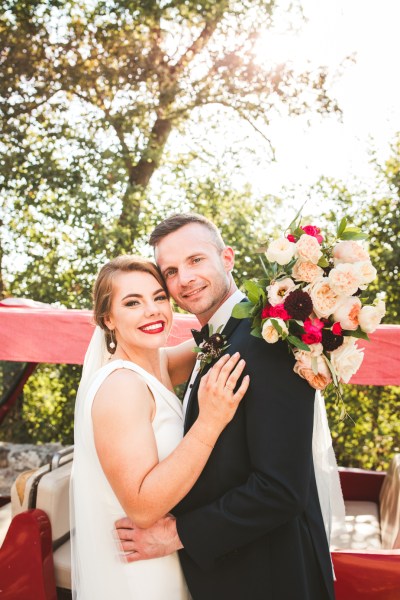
[182,289,245,415]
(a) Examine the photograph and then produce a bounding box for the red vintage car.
[0,299,399,599]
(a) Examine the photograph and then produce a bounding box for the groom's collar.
[208,289,246,333]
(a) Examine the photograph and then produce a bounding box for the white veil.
[312,390,346,570]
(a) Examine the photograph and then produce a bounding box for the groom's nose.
[177,267,196,287]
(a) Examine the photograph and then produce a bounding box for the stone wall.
[0,442,65,496]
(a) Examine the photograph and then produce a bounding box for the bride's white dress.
[71,359,191,600]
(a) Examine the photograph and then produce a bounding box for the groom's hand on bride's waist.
[114,514,183,562]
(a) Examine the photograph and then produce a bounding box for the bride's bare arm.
[164,339,196,386]
[92,354,249,529]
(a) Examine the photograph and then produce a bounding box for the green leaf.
[344,328,370,341]
[337,217,347,237]
[317,256,329,268]
[287,201,307,232]
[324,355,338,387]
[287,335,310,351]
[293,227,305,238]
[232,301,254,319]
[340,227,368,241]
[243,280,264,304]
[250,327,263,338]
[270,318,283,335]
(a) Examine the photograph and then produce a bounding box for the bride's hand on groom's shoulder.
[114,514,183,562]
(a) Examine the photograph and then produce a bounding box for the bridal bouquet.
[232,213,385,403]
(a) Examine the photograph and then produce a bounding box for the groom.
[116,213,335,600]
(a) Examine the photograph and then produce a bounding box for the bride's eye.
[125,300,139,307]
[155,294,168,302]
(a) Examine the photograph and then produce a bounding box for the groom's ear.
[221,246,235,272]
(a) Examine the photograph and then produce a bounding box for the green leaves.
[243,279,264,304]
[287,335,310,351]
[339,226,368,241]
[232,301,254,318]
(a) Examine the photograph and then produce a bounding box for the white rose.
[333,240,370,266]
[266,238,296,266]
[330,337,364,383]
[328,263,360,296]
[295,234,323,264]
[261,318,288,343]
[267,277,296,306]
[353,261,377,286]
[333,297,362,331]
[358,302,386,334]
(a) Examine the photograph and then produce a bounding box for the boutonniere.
[192,324,230,372]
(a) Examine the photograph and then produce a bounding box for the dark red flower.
[269,303,291,321]
[283,290,313,321]
[322,329,344,352]
[287,234,296,242]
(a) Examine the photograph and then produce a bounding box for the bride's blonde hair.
[93,255,168,353]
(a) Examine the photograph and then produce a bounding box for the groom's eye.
[165,268,177,278]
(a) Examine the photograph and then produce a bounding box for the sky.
[251,0,400,194]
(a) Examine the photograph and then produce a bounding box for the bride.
[70,255,249,599]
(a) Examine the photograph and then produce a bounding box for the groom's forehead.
[154,225,217,262]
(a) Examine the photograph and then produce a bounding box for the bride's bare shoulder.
[93,365,153,411]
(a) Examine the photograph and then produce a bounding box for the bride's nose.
[144,300,160,316]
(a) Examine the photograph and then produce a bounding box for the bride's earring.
[109,329,116,349]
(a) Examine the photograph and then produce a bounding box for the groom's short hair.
[149,213,224,251]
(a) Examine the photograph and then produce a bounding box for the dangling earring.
[109,329,116,349]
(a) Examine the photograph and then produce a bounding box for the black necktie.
[191,324,209,346]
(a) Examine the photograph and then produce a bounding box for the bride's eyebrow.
[121,288,165,301]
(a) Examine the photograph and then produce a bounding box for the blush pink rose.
[307,277,341,319]
[328,263,360,297]
[333,240,369,266]
[295,234,323,264]
[353,260,377,286]
[333,297,362,331]
[293,350,332,390]
[292,260,324,283]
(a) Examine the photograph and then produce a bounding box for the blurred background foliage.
[0,0,398,469]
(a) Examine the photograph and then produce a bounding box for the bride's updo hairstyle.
[93,255,168,353]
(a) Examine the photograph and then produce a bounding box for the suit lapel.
[183,300,248,433]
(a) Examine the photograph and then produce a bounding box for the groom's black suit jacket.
[173,309,335,600]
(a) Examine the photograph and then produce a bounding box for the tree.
[1,0,340,300]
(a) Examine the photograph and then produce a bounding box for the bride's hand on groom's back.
[197,352,249,433]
